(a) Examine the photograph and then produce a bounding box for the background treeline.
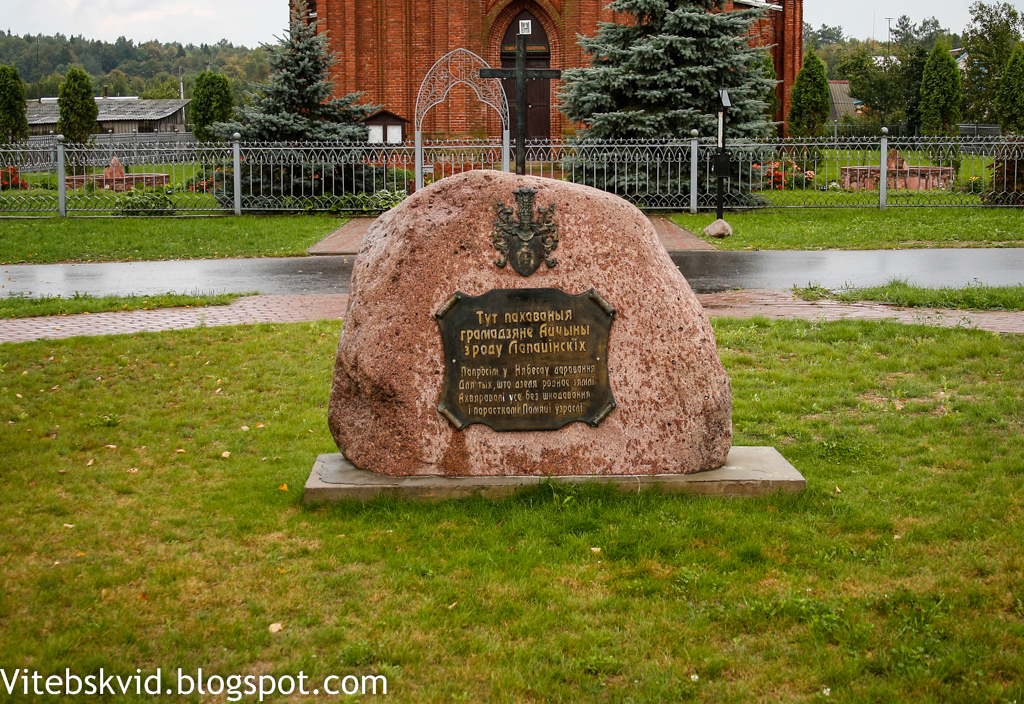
[0,31,267,105]
[804,1,1023,130]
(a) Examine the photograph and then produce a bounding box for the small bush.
[960,176,985,194]
[185,171,223,193]
[751,160,815,190]
[115,185,176,216]
[31,174,61,190]
[287,189,407,213]
[983,138,1024,206]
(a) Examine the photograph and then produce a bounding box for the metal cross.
[479,34,561,175]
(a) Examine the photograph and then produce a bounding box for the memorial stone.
[327,169,733,477]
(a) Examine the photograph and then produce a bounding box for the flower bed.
[0,166,28,191]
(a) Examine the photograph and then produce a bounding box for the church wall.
[312,0,802,139]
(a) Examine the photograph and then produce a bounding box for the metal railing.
[1,133,1021,216]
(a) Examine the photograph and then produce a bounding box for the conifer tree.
[191,71,234,141]
[0,64,29,142]
[997,43,1024,134]
[787,51,830,136]
[558,0,774,141]
[212,0,374,142]
[919,42,962,135]
[57,67,98,144]
[760,51,782,125]
[897,44,930,135]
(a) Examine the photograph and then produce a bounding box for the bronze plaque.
[435,288,616,432]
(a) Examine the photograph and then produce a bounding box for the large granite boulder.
[328,170,731,476]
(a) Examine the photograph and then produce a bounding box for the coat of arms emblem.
[492,187,558,277]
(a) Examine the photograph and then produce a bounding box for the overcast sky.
[6,1,1024,48]
[803,1,1020,43]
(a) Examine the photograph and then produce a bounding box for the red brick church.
[306,0,803,140]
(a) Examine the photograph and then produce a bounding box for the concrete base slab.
[303,446,804,503]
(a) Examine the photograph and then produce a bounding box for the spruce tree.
[57,66,98,144]
[787,51,830,136]
[212,0,374,142]
[558,0,774,141]
[997,43,1024,134]
[191,71,234,141]
[920,42,962,135]
[0,64,29,142]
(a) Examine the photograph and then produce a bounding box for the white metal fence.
[1,132,1021,216]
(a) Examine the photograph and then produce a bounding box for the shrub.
[287,189,407,213]
[960,175,985,194]
[115,186,176,216]
[185,170,224,193]
[31,173,61,190]
[751,159,815,190]
[213,160,405,213]
[983,137,1024,206]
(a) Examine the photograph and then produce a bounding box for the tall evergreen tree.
[212,0,374,141]
[57,66,98,143]
[0,65,29,142]
[191,71,234,141]
[997,43,1024,133]
[787,51,831,135]
[896,44,930,134]
[760,51,782,124]
[920,42,962,135]
[557,0,774,141]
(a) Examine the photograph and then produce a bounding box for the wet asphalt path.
[4,249,1023,299]
[670,249,1024,292]
[3,257,356,298]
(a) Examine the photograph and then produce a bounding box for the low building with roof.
[828,80,858,122]
[25,97,190,136]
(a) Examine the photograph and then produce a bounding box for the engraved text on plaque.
[435,288,616,431]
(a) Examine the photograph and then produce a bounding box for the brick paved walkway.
[306,218,377,255]
[306,214,716,255]
[4,290,1023,344]
[699,289,1024,333]
[0,295,348,343]
[647,215,717,251]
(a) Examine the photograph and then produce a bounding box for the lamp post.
[712,88,732,221]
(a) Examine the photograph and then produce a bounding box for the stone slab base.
[303,447,804,503]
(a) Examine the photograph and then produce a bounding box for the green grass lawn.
[1,318,1022,702]
[795,280,1024,311]
[0,215,343,264]
[0,292,249,319]
[670,207,1024,250]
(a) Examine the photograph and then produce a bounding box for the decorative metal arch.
[414,49,510,189]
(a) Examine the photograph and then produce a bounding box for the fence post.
[56,135,67,218]
[689,129,699,214]
[879,127,888,211]
[414,130,423,191]
[501,129,510,173]
[232,133,242,216]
